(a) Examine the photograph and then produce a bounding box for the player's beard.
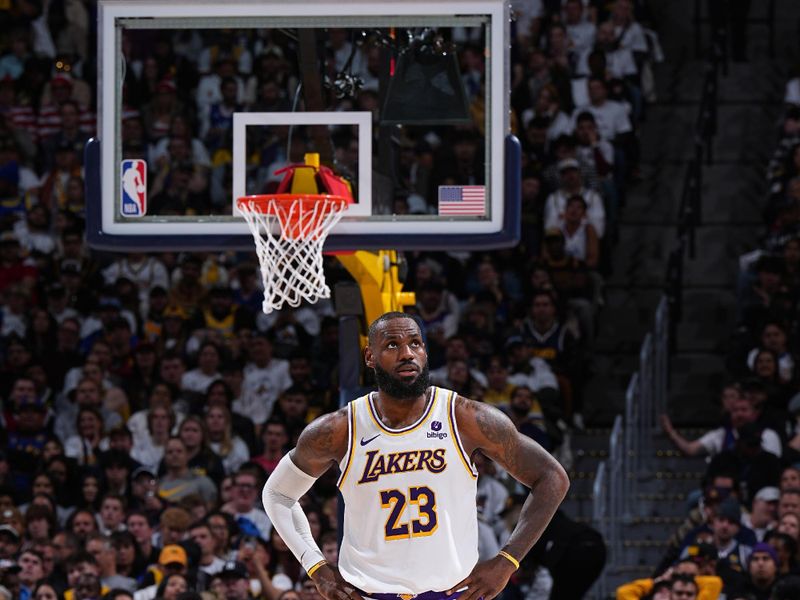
[374,361,430,401]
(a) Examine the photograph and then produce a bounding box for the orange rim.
[236,193,352,215]
[237,194,351,239]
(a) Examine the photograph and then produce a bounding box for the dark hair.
[104,590,134,600]
[196,341,224,363]
[100,492,127,509]
[575,111,596,125]
[531,288,557,305]
[160,351,186,365]
[566,194,587,209]
[588,75,607,88]
[772,575,800,600]
[20,548,45,563]
[32,582,62,600]
[25,503,57,533]
[188,520,212,535]
[69,505,99,530]
[764,531,798,558]
[670,573,698,591]
[110,530,137,548]
[76,406,104,430]
[155,573,189,599]
[263,418,288,432]
[205,511,238,539]
[367,312,417,345]
[206,379,234,405]
[65,551,98,570]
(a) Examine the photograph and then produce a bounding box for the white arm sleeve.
[262,453,326,572]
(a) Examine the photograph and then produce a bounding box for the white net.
[238,195,349,314]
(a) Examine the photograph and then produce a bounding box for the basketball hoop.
[237,194,351,314]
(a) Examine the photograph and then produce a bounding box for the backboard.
[87,0,520,251]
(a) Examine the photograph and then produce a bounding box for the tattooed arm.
[446,396,570,600]
[290,408,350,475]
[264,409,362,600]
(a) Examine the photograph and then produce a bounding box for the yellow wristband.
[498,551,520,570]
[307,560,327,577]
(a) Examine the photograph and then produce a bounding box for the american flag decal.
[437,185,486,216]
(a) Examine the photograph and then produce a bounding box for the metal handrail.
[592,460,608,600]
[623,373,639,520]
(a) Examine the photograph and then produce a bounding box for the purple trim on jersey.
[448,390,478,478]
[357,590,471,600]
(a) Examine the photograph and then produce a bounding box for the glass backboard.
[86,0,520,250]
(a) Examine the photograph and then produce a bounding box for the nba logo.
[120,159,147,217]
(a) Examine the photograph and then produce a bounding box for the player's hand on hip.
[311,564,364,600]
[445,557,516,600]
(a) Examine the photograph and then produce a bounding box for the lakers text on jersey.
[337,387,479,594]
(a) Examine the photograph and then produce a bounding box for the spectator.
[777,512,800,541]
[239,333,291,429]
[500,385,551,449]
[175,415,225,482]
[18,549,44,600]
[559,195,601,269]
[55,377,122,444]
[102,254,170,317]
[680,498,752,586]
[85,533,137,592]
[429,335,488,388]
[64,407,109,466]
[63,553,106,600]
[206,512,235,561]
[250,419,289,476]
[764,531,799,576]
[201,76,242,151]
[772,576,800,600]
[661,395,783,458]
[574,111,615,194]
[181,342,223,395]
[205,405,249,475]
[519,289,583,422]
[217,561,253,600]
[616,563,722,600]
[739,542,779,599]
[154,573,188,600]
[743,487,779,542]
[126,511,159,567]
[220,469,270,541]
[564,0,596,56]
[134,545,189,600]
[544,158,606,238]
[746,321,795,384]
[189,521,225,576]
[131,400,176,471]
[520,84,572,142]
[668,574,699,600]
[157,437,217,505]
[111,530,146,581]
[573,77,633,145]
[415,280,460,356]
[31,582,60,600]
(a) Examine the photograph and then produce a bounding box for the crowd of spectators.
[609,40,800,600]
[0,1,664,599]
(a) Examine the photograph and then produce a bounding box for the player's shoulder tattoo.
[455,395,520,468]
[297,407,349,462]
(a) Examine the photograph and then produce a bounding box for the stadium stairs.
[566,0,798,594]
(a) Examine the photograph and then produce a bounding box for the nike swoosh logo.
[360,434,380,446]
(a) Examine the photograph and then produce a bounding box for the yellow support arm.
[336,250,416,349]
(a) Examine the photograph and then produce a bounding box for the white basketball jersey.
[337,387,479,594]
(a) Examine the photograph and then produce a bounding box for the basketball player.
[263,312,569,600]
